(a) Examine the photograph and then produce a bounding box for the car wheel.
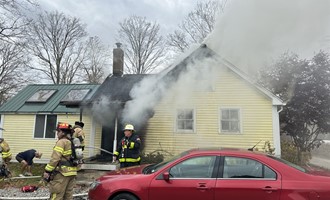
[112,193,138,200]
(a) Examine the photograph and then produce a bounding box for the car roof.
[185,147,268,156]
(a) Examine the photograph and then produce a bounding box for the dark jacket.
[114,134,141,163]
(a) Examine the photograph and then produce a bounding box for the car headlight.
[89,180,101,190]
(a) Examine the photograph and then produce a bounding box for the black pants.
[120,161,140,168]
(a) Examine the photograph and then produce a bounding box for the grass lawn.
[0,162,46,188]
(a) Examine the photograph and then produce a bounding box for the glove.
[112,156,117,163]
[43,171,52,182]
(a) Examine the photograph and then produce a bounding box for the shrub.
[281,140,311,166]
[140,150,166,164]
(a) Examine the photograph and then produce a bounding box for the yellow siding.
[145,66,275,156]
[1,114,101,163]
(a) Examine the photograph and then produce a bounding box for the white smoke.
[121,75,166,128]
[91,95,121,125]
[205,0,330,73]
[121,45,219,129]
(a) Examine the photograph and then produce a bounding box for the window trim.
[175,108,196,133]
[219,107,242,134]
[33,114,57,139]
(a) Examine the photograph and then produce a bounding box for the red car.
[88,148,330,200]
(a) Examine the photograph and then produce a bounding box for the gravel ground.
[0,169,106,200]
[0,185,89,199]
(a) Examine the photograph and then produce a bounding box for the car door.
[149,155,218,200]
[215,156,281,200]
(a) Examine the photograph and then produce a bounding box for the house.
[0,43,284,163]
[89,43,284,157]
[0,84,100,163]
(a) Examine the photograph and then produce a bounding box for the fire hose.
[84,146,114,155]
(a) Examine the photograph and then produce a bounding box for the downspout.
[113,117,118,154]
[273,105,283,157]
[278,106,283,113]
[80,107,83,121]
[0,114,4,138]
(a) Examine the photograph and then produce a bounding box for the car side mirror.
[163,172,170,181]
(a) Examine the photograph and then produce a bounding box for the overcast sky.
[36,0,206,48]
[35,0,330,73]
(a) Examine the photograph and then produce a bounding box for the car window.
[223,156,276,179]
[169,156,216,178]
[147,151,190,174]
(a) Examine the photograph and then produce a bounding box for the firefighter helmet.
[123,124,134,132]
[57,122,73,134]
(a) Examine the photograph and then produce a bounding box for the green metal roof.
[0,84,99,113]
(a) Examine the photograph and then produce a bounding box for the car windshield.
[143,151,189,174]
[268,155,306,173]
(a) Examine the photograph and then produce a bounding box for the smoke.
[205,0,330,74]
[121,75,166,129]
[121,45,219,129]
[91,95,121,125]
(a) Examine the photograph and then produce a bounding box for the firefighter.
[73,121,85,151]
[43,122,78,200]
[0,138,12,166]
[113,124,141,168]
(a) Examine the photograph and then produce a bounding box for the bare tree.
[27,11,87,84]
[0,0,36,43]
[81,36,110,84]
[117,15,167,74]
[0,0,36,105]
[168,0,227,53]
[0,42,30,105]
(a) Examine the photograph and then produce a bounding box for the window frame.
[26,90,57,103]
[34,114,57,139]
[60,89,91,103]
[219,107,242,134]
[175,108,196,133]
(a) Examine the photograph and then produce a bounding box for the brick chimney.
[113,42,124,76]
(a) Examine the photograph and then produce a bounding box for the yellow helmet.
[123,124,134,132]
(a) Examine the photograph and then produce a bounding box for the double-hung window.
[34,114,57,138]
[176,109,195,133]
[220,108,241,133]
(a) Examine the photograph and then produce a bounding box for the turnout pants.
[49,173,76,200]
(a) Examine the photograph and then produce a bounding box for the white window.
[220,108,241,133]
[34,114,57,138]
[176,109,195,132]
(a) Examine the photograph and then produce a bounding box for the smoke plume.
[205,0,330,73]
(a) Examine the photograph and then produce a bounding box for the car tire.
[112,193,138,200]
